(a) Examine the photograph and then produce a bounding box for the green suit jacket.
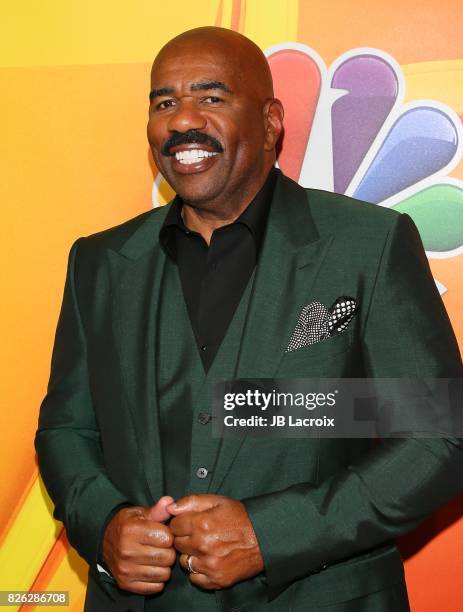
[36,171,463,611]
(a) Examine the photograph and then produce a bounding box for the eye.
[202,96,223,104]
[155,99,176,111]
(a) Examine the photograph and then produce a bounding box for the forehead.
[151,46,241,88]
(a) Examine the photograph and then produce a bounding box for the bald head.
[151,27,275,103]
[147,26,283,214]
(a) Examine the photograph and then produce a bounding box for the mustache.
[161,130,224,156]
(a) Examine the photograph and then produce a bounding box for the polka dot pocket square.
[286,296,358,352]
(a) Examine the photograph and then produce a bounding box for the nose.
[167,100,207,133]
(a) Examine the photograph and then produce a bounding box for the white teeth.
[174,149,219,164]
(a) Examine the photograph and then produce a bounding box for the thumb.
[167,494,223,515]
[144,495,175,522]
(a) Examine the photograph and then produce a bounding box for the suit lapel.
[236,172,334,377]
[108,207,169,503]
[209,172,334,492]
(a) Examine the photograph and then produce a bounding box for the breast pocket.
[277,330,355,377]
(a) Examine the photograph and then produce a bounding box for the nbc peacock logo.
[152,43,463,296]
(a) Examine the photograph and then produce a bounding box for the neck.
[181,165,274,245]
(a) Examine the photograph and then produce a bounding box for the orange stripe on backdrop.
[28,529,67,593]
[23,537,88,612]
[231,0,244,32]
[18,530,66,612]
[22,530,88,612]
[215,0,224,26]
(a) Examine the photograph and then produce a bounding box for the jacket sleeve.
[35,238,132,571]
[243,213,463,601]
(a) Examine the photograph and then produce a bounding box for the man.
[35,26,463,611]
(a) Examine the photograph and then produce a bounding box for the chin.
[177,191,219,208]
[172,180,221,205]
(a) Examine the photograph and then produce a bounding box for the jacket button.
[198,412,211,424]
[196,467,209,479]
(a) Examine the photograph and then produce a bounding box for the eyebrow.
[149,86,175,101]
[190,81,233,93]
[149,81,233,101]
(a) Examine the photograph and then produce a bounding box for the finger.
[121,580,166,596]
[178,555,221,590]
[172,535,195,555]
[167,494,223,515]
[144,496,175,522]
[188,572,221,590]
[115,563,172,588]
[169,513,195,537]
[126,544,177,567]
[178,554,204,575]
[130,564,172,583]
[136,521,174,547]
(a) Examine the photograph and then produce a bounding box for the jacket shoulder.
[78,206,166,252]
[305,187,402,237]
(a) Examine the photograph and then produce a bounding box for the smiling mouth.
[174,149,219,165]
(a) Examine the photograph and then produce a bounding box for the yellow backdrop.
[1,1,462,610]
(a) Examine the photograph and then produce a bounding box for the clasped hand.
[102,494,264,594]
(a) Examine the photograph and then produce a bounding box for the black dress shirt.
[159,166,278,372]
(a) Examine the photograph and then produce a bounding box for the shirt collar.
[160,166,278,260]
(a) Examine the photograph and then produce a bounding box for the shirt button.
[196,467,209,479]
[198,412,211,425]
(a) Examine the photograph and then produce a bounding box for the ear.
[263,98,284,151]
